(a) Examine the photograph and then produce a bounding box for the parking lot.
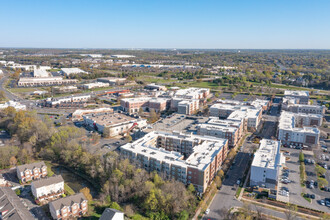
[282,147,330,212]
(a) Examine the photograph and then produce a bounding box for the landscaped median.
[299,152,306,187]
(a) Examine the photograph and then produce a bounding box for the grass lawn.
[301,193,312,203]
[189,81,226,88]
[9,87,47,93]
[64,183,75,196]
[236,186,242,198]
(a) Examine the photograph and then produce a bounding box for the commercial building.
[78,82,109,90]
[61,68,87,76]
[18,77,78,87]
[31,175,65,202]
[43,95,91,108]
[120,97,170,113]
[0,187,35,220]
[0,101,26,111]
[49,193,88,220]
[83,112,147,136]
[72,108,114,121]
[97,77,127,86]
[52,86,78,94]
[284,90,309,104]
[99,208,124,220]
[120,131,228,193]
[111,55,135,58]
[278,111,321,147]
[177,99,200,115]
[16,161,47,183]
[33,68,51,77]
[250,139,285,188]
[145,83,167,91]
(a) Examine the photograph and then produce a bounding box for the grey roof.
[99,208,124,220]
[0,187,34,220]
[16,161,46,171]
[49,193,86,210]
[31,175,64,189]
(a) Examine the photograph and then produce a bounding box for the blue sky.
[1,0,329,49]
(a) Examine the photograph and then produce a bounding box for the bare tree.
[284,203,298,220]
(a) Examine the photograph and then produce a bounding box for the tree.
[91,132,100,144]
[215,92,219,98]
[318,178,328,188]
[110,202,122,211]
[187,184,195,193]
[9,156,17,166]
[80,187,93,201]
[316,165,326,175]
[284,203,297,220]
[299,152,304,162]
[148,109,159,123]
[125,134,133,143]
[0,91,6,101]
[215,176,222,189]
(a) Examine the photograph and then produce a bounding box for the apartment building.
[16,161,47,183]
[120,131,228,193]
[174,87,210,100]
[31,175,65,202]
[278,111,320,147]
[148,98,170,113]
[18,77,78,87]
[177,99,200,115]
[198,123,239,147]
[49,193,88,220]
[0,187,35,220]
[283,103,325,115]
[250,139,285,188]
[99,208,124,220]
[284,90,309,104]
[83,112,147,136]
[120,97,151,113]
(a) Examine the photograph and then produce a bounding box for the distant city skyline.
[1,0,330,49]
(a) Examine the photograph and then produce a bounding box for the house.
[0,174,8,186]
[99,208,124,220]
[31,175,64,202]
[16,161,47,183]
[0,187,34,220]
[49,193,88,220]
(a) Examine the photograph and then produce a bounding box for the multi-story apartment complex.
[16,161,47,183]
[49,193,88,220]
[120,131,228,193]
[174,87,210,100]
[72,108,114,121]
[284,90,309,104]
[210,102,262,132]
[282,102,325,115]
[31,175,65,202]
[83,112,147,136]
[250,139,285,189]
[207,117,245,138]
[120,97,169,113]
[177,99,200,115]
[278,111,321,147]
[0,187,35,220]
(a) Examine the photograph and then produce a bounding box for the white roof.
[252,139,282,169]
[61,68,87,75]
[284,90,309,97]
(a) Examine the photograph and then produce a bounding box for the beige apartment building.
[16,161,48,183]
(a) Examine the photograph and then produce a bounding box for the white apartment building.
[283,103,325,115]
[177,99,200,115]
[31,175,64,202]
[174,87,210,100]
[284,90,309,104]
[250,139,285,188]
[278,111,320,146]
[120,131,228,193]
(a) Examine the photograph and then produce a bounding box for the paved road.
[203,152,251,219]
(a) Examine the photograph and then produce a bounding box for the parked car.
[326,200,330,207]
[205,209,210,215]
[320,200,325,206]
[311,194,315,199]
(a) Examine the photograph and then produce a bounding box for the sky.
[1,0,330,49]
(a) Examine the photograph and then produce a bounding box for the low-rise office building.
[250,139,285,188]
[72,108,114,121]
[83,112,147,136]
[145,83,167,91]
[61,68,87,76]
[18,77,78,87]
[78,82,109,90]
[120,131,228,193]
[278,111,320,147]
[284,90,309,104]
[43,95,91,108]
[16,161,47,183]
[49,193,88,220]
[0,187,35,220]
[31,175,65,202]
[97,77,127,86]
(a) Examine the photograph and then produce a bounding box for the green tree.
[299,152,304,162]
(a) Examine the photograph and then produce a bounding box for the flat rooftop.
[252,139,282,170]
[84,112,141,127]
[284,90,309,97]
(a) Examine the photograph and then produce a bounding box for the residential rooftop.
[252,139,282,170]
